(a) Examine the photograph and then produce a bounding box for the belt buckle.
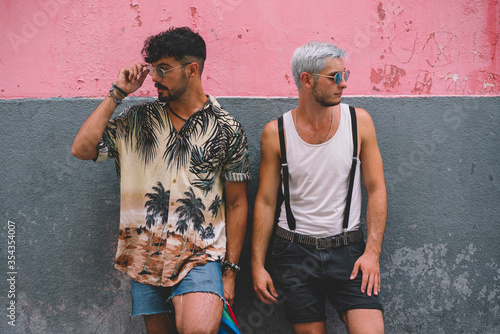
[315,237,329,250]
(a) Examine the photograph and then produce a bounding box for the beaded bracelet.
[108,87,122,105]
[222,261,241,273]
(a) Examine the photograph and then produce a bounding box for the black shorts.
[271,234,384,324]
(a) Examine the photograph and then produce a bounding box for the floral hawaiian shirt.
[96,95,250,286]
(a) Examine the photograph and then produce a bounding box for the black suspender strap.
[342,106,358,242]
[278,116,296,231]
[277,105,358,239]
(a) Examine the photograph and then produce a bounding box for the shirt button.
[170,202,175,206]
[173,179,176,183]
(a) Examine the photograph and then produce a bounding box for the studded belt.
[275,225,363,250]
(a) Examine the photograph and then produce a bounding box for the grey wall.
[1,96,499,334]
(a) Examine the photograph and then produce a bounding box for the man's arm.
[223,180,248,306]
[71,63,149,160]
[251,120,282,304]
[350,108,387,297]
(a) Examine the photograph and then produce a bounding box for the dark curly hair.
[142,27,206,74]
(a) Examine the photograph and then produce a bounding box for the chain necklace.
[294,107,334,143]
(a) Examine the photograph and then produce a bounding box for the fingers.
[222,274,235,306]
[350,261,360,281]
[252,268,279,304]
[364,272,372,296]
[363,271,380,296]
[351,257,381,296]
[224,287,234,306]
[374,272,381,295]
[263,280,279,304]
[115,63,149,95]
[255,286,278,304]
[267,280,278,300]
[137,67,149,85]
[124,63,146,83]
[253,277,278,304]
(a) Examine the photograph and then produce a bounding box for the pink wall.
[0,0,498,99]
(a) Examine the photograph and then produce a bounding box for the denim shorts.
[271,234,383,324]
[130,261,224,316]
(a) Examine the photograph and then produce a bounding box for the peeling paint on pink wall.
[0,0,498,99]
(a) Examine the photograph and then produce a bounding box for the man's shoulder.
[261,114,286,146]
[341,103,369,118]
[267,110,291,130]
[207,95,243,128]
[350,106,372,126]
[207,95,230,116]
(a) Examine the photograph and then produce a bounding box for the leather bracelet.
[112,83,128,97]
[112,88,125,99]
[222,261,240,273]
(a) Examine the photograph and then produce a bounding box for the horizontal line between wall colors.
[221,94,500,99]
[0,95,498,102]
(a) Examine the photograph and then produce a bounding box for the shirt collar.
[156,94,221,115]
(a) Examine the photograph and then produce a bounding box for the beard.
[311,82,341,107]
[156,73,189,102]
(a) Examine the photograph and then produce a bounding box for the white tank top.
[278,103,362,237]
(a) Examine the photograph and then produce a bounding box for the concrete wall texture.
[0,1,499,333]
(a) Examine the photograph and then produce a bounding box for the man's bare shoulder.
[352,107,377,134]
[260,118,281,156]
[353,107,373,123]
[262,118,279,136]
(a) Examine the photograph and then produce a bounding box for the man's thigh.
[344,309,384,334]
[170,261,225,333]
[172,292,223,333]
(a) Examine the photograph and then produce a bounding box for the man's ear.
[187,62,200,78]
[300,72,314,88]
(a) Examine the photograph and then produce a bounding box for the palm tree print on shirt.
[208,195,221,222]
[202,223,216,247]
[102,102,168,179]
[189,146,218,195]
[171,187,206,278]
[200,195,221,247]
[139,182,170,276]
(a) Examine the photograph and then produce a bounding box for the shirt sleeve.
[95,107,130,162]
[95,119,118,162]
[223,123,251,182]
